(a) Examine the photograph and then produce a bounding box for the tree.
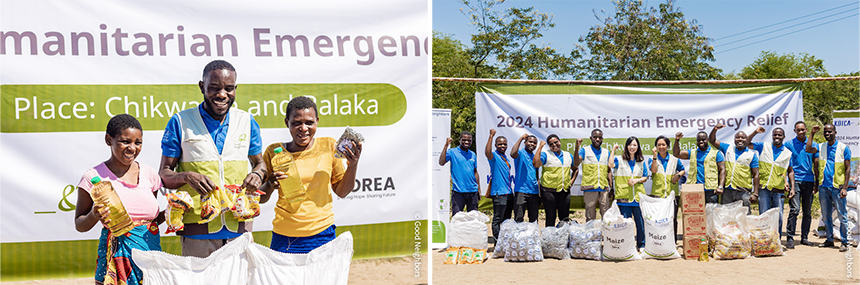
[432,32,482,144]
[739,51,859,125]
[577,0,721,80]
[739,51,826,79]
[460,0,577,79]
[433,1,579,142]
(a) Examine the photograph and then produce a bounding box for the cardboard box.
[683,234,707,260]
[680,184,706,214]
[683,213,707,236]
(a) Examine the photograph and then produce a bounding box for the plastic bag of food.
[448,211,490,250]
[540,223,570,260]
[457,247,475,265]
[638,193,681,259]
[199,190,222,224]
[165,191,194,234]
[493,219,517,258]
[167,191,194,210]
[568,220,602,260]
[334,127,364,159]
[706,200,744,240]
[222,185,244,210]
[232,187,264,221]
[746,208,784,257]
[817,216,860,246]
[471,248,487,264]
[503,221,543,262]
[712,202,751,260]
[601,201,642,261]
[848,190,859,209]
[443,247,460,265]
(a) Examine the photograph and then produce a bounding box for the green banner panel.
[1,83,406,133]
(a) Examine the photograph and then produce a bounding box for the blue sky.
[432,0,860,76]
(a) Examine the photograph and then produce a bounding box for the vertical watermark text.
[413,213,423,279]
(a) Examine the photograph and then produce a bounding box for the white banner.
[1,0,430,243]
[475,85,803,196]
[833,110,859,189]
[431,109,451,249]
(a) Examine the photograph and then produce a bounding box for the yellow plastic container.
[271,147,307,203]
[89,177,134,236]
[698,238,710,262]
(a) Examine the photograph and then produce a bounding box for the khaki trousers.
[584,190,611,221]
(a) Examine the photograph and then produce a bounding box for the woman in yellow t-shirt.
[260,96,362,253]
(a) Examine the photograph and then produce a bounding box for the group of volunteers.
[441,122,853,252]
[73,60,362,285]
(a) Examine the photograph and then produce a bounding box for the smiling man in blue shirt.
[159,60,266,258]
[673,131,726,204]
[439,131,481,216]
[485,128,513,244]
[510,133,540,223]
[745,126,795,247]
[806,124,853,252]
[785,121,817,247]
[709,124,760,213]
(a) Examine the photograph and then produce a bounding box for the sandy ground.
[1,255,429,285]
[433,211,860,285]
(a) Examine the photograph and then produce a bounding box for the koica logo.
[834,120,852,127]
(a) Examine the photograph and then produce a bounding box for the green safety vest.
[818,141,848,188]
[759,142,792,191]
[725,146,755,190]
[687,147,719,190]
[651,153,680,198]
[175,107,252,234]
[580,146,609,190]
[540,149,573,191]
[614,158,647,202]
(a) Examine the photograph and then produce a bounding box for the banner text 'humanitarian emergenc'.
[1,25,429,65]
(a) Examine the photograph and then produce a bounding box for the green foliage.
[739,51,859,126]
[460,0,577,79]
[577,0,722,80]
[432,32,480,144]
[739,51,827,79]
[433,0,579,141]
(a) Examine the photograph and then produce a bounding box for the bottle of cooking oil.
[699,238,709,262]
[89,176,134,236]
[271,147,306,203]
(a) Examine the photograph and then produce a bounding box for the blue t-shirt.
[513,149,539,195]
[161,105,263,240]
[445,147,478,193]
[813,141,853,188]
[787,137,816,182]
[577,145,606,192]
[689,145,725,191]
[488,150,513,196]
[161,104,263,157]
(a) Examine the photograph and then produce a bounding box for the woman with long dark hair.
[609,136,649,250]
